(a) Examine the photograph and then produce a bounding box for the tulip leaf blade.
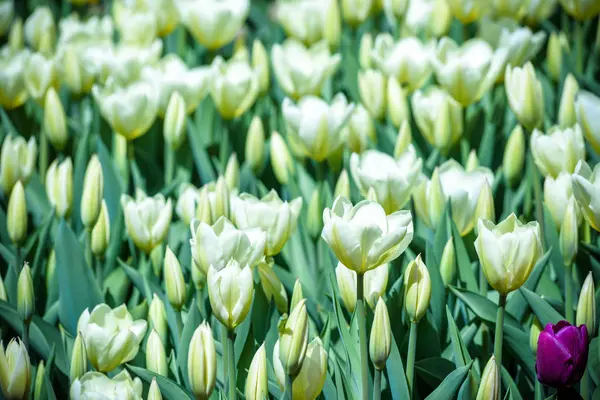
[445,306,472,368]
[501,366,524,400]
[386,331,411,400]
[126,365,193,400]
[177,298,200,392]
[55,220,103,336]
[519,286,564,326]
[450,221,478,292]
[542,205,565,291]
[448,287,521,331]
[425,241,447,341]
[424,361,472,400]
[415,357,456,387]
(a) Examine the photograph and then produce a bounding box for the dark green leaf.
[520,287,564,326]
[126,365,193,400]
[424,362,472,400]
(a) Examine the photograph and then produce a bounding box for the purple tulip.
[536,320,589,388]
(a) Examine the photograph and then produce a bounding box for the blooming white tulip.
[371,34,432,92]
[276,0,340,47]
[282,94,354,162]
[576,90,600,155]
[447,0,484,23]
[345,104,376,154]
[46,158,73,219]
[115,8,158,47]
[505,62,544,131]
[524,0,558,25]
[175,184,201,226]
[0,48,30,109]
[336,262,389,313]
[70,371,143,400]
[432,37,508,106]
[402,0,451,38]
[531,125,585,177]
[271,39,341,100]
[342,0,373,26]
[350,148,422,214]
[475,214,543,295]
[210,54,259,120]
[559,0,600,20]
[544,172,582,229]
[190,216,266,275]
[188,322,217,400]
[322,197,413,274]
[121,190,173,254]
[24,7,55,51]
[571,160,600,232]
[142,55,211,116]
[93,78,159,141]
[77,304,148,373]
[0,339,31,400]
[23,52,58,103]
[412,86,463,153]
[113,0,179,37]
[233,190,302,256]
[0,135,36,195]
[207,260,254,329]
[178,0,249,50]
[495,24,547,68]
[358,69,387,120]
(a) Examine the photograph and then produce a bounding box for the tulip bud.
[428,168,446,228]
[252,40,270,94]
[307,186,323,239]
[279,299,309,377]
[558,74,579,128]
[43,87,68,151]
[45,250,55,295]
[0,338,31,400]
[505,62,544,132]
[70,332,87,383]
[34,361,45,400]
[503,125,526,188]
[188,322,216,399]
[214,176,230,221]
[164,246,187,311]
[62,46,94,96]
[475,180,495,226]
[530,317,543,355]
[547,32,569,82]
[245,344,268,400]
[148,294,168,346]
[246,116,265,173]
[17,264,34,323]
[346,104,375,154]
[81,155,104,230]
[560,197,579,266]
[577,272,596,336]
[258,260,288,314]
[146,330,168,376]
[387,77,410,129]
[394,120,412,158]
[342,0,373,26]
[404,255,431,323]
[358,69,386,120]
[163,91,186,150]
[359,33,373,69]
[334,169,351,199]
[24,53,57,104]
[324,0,341,48]
[440,237,456,287]
[290,279,304,311]
[224,153,240,190]
[289,337,328,398]
[46,157,73,218]
[195,187,213,225]
[465,150,479,172]
[148,378,163,400]
[270,132,294,185]
[91,201,110,259]
[7,180,27,246]
[476,356,500,400]
[369,298,391,370]
[8,17,23,51]
[0,135,37,195]
[0,273,7,302]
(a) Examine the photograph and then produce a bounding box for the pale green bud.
[387,77,410,129]
[163,91,187,150]
[270,131,294,185]
[475,180,495,226]
[367,186,378,202]
[465,150,479,172]
[195,187,213,225]
[279,299,309,377]
[70,332,87,383]
[359,33,373,69]
[334,169,351,199]
[224,153,240,190]
[17,264,34,323]
[33,361,45,400]
[358,69,387,120]
[81,155,104,230]
[245,344,268,400]
[369,297,391,370]
[148,294,168,346]
[164,246,187,311]
[342,0,373,26]
[246,116,265,173]
[188,322,216,400]
[476,355,500,400]
[558,74,579,128]
[324,0,341,48]
[0,338,31,400]
[307,185,323,239]
[43,87,68,151]
[530,317,543,355]
[90,201,110,258]
[547,32,569,82]
[0,273,7,302]
[428,168,445,229]
[45,250,55,295]
[62,46,94,96]
[503,125,526,188]
[147,378,163,400]
[404,255,431,323]
[0,135,37,195]
[559,197,579,266]
[505,62,544,132]
[214,176,230,221]
[252,40,270,94]
[394,120,412,158]
[576,272,596,336]
[46,157,73,218]
[7,180,27,246]
[346,104,375,154]
[290,279,304,311]
[8,18,24,51]
[440,237,456,288]
[146,329,168,376]
[258,260,288,314]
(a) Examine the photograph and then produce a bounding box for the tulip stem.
[534,380,543,400]
[406,322,418,399]
[164,145,175,185]
[14,245,22,278]
[175,311,184,338]
[356,273,369,400]
[565,264,574,324]
[494,295,506,371]
[227,329,236,400]
[373,368,382,400]
[39,129,48,185]
[221,325,229,386]
[94,257,103,290]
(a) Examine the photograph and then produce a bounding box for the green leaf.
[543,205,565,291]
[520,286,564,326]
[445,306,472,367]
[126,365,193,400]
[386,332,410,400]
[415,357,456,387]
[501,366,525,400]
[449,287,521,331]
[178,298,201,391]
[55,220,103,335]
[451,222,478,292]
[424,361,472,400]
[425,241,446,339]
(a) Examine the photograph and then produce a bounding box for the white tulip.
[576,90,600,155]
[336,262,389,313]
[505,62,544,131]
[207,260,254,329]
[70,371,143,400]
[531,124,585,178]
[0,135,36,195]
[210,54,259,120]
[544,172,582,229]
[571,160,600,232]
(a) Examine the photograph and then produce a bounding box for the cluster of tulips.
[1,0,600,399]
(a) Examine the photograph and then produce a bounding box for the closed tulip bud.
[213,176,230,221]
[324,0,341,48]
[24,7,54,52]
[358,69,387,120]
[164,247,187,311]
[530,317,543,354]
[188,322,216,399]
[290,279,304,311]
[505,63,544,132]
[194,187,213,225]
[404,255,432,323]
[17,264,34,323]
[559,0,600,20]
[148,294,168,346]
[576,90,600,155]
[412,167,446,230]
[0,135,37,195]
[90,201,110,258]
[440,237,456,287]
[45,250,55,295]
[34,361,45,400]
[148,378,163,400]
[208,260,254,329]
[81,155,104,230]
[387,77,410,129]
[252,40,270,94]
[346,104,376,154]
[258,260,288,314]
[245,344,268,400]
[0,273,7,302]
[503,125,526,188]
[466,150,479,172]
[46,158,73,218]
[394,121,412,158]
[121,191,172,254]
[475,180,495,225]
[43,88,68,151]
[560,197,579,266]
[370,298,392,370]
[279,299,309,377]
[334,169,351,199]
[0,338,31,400]
[336,263,389,313]
[163,91,187,150]
[359,33,373,69]
[282,337,328,399]
[24,53,57,104]
[476,356,500,400]
[8,18,23,51]
[224,153,240,190]
[246,117,265,173]
[70,332,87,383]
[270,132,294,185]
[547,32,569,82]
[7,181,27,246]
[146,330,168,376]
[306,186,323,239]
[577,272,596,336]
[342,0,373,26]
[558,74,579,128]
[210,55,259,120]
[62,46,94,96]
